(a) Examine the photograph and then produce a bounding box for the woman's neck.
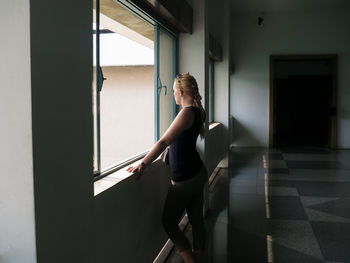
[181,98,194,108]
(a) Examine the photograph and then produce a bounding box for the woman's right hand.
[127,162,146,180]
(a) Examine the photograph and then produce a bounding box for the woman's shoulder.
[181,106,196,117]
[180,107,196,129]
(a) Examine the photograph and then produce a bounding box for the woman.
[127,73,207,263]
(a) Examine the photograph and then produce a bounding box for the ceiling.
[94,0,154,41]
[230,0,350,14]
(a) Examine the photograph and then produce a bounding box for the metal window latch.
[157,78,167,96]
[97,66,106,92]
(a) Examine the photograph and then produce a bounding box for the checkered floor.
[266,149,350,263]
[165,147,350,263]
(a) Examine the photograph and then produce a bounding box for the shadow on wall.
[230,116,261,147]
[340,109,350,119]
[206,123,230,175]
[94,160,170,263]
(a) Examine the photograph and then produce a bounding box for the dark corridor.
[272,58,336,148]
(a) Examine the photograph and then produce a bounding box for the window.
[93,0,177,178]
[156,26,178,139]
[209,60,215,123]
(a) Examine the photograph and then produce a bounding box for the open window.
[93,0,178,178]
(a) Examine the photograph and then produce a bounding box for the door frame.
[269,54,338,149]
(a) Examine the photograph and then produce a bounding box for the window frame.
[93,0,178,180]
[209,59,215,123]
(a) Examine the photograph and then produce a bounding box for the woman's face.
[173,81,182,105]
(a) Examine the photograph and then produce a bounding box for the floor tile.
[210,254,226,263]
[311,221,350,262]
[230,167,257,177]
[268,169,350,182]
[268,219,323,261]
[269,196,307,220]
[308,198,350,219]
[268,153,284,160]
[286,160,346,170]
[300,196,340,207]
[280,147,330,154]
[270,181,350,197]
[268,186,299,196]
[209,220,227,256]
[268,160,288,169]
[304,208,350,223]
[272,242,324,263]
[268,168,290,174]
[229,179,257,194]
[228,227,267,262]
[283,153,338,161]
[230,159,258,168]
[229,193,266,237]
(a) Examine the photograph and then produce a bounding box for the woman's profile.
[127,72,207,263]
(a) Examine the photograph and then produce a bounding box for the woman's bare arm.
[142,107,194,165]
[127,108,194,175]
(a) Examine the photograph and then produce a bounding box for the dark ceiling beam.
[127,0,193,34]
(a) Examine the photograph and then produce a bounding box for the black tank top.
[169,106,203,182]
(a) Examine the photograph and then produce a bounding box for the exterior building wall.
[99,65,154,169]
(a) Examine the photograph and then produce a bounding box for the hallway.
[166,147,350,263]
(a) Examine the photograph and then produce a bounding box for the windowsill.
[94,158,143,196]
[209,122,221,130]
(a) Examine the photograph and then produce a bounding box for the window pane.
[97,3,155,171]
[158,29,175,137]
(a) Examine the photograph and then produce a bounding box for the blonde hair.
[175,73,205,138]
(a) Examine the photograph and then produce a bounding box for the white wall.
[179,0,209,163]
[0,1,36,263]
[230,9,350,148]
[207,0,231,172]
[30,0,95,262]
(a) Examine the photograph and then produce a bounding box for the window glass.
[158,28,176,138]
[94,2,155,171]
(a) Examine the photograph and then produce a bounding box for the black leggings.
[162,165,208,252]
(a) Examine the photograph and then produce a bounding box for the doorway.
[269,55,337,149]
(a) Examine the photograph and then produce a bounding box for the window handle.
[97,66,106,92]
[157,78,167,96]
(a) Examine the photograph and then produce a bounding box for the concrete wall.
[0,1,36,262]
[230,9,350,148]
[30,0,95,262]
[100,66,154,169]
